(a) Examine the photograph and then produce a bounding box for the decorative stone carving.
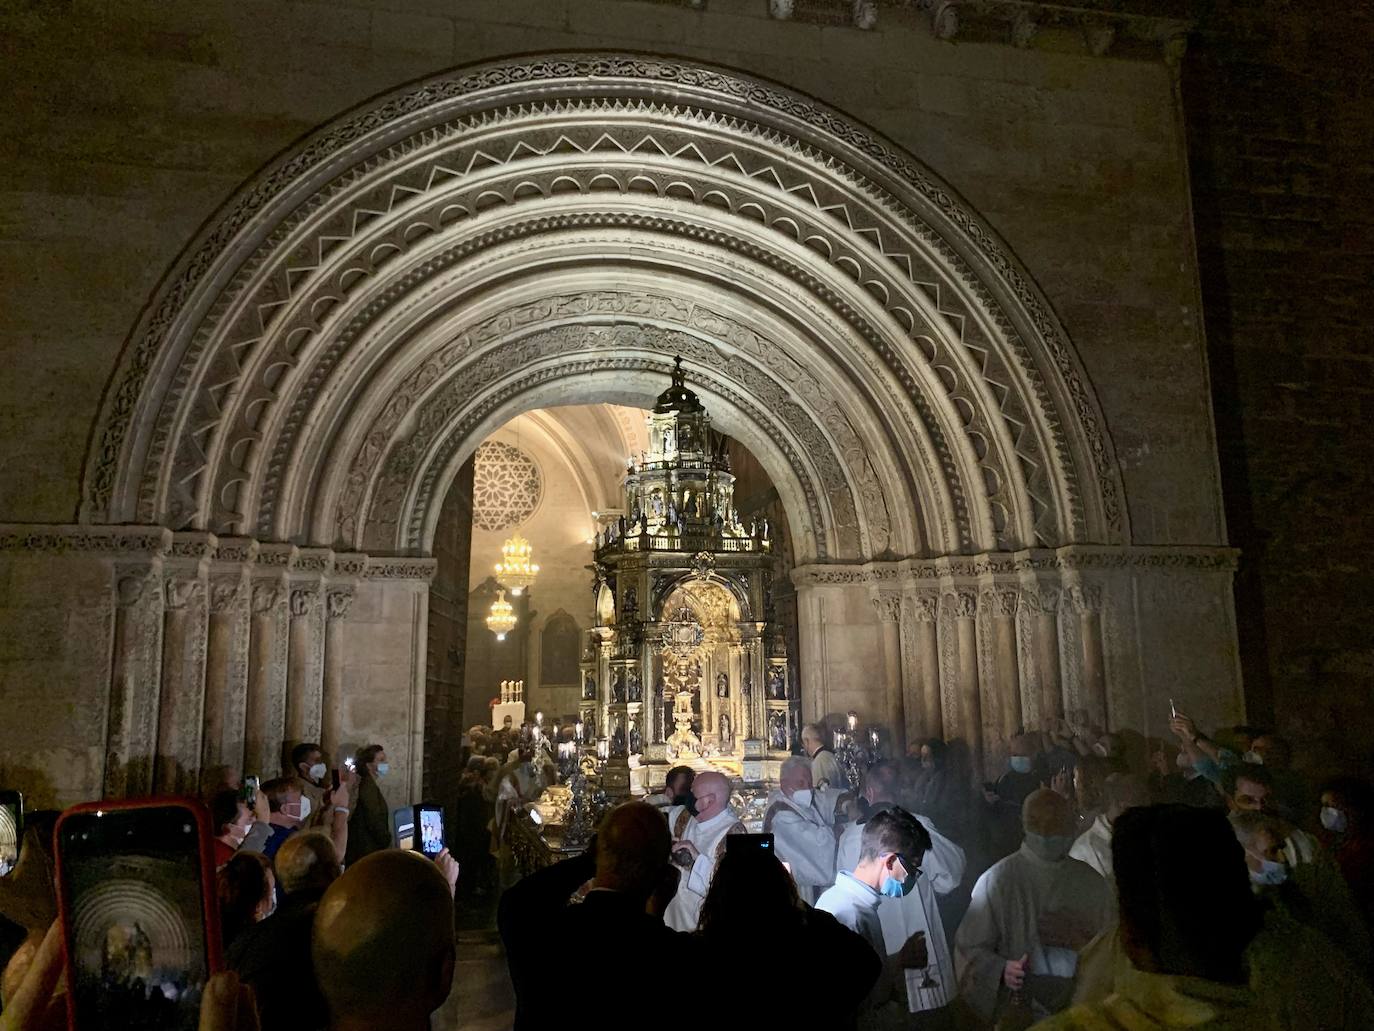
[251,584,282,615]
[909,591,940,623]
[984,588,1019,619]
[289,588,318,618]
[945,590,978,621]
[209,578,243,614]
[1067,584,1102,615]
[871,594,902,622]
[768,0,794,18]
[163,577,204,610]
[84,55,1127,566]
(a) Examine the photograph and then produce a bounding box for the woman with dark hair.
[346,743,392,865]
[697,849,878,1024]
[910,737,968,843]
[1319,776,1374,932]
[217,850,274,950]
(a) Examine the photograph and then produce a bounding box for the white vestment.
[1069,814,1113,883]
[837,810,966,1012]
[809,748,843,790]
[663,805,743,932]
[764,790,836,904]
[954,842,1112,1024]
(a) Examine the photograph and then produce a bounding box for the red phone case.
[54,797,223,1030]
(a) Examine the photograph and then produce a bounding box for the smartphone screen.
[0,791,21,876]
[725,832,774,855]
[57,802,216,1031]
[417,806,444,857]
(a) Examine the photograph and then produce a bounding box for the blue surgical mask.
[376,762,390,778]
[792,788,813,808]
[880,855,917,898]
[1321,807,1348,834]
[1009,756,1033,775]
[1025,832,1074,862]
[1250,858,1287,886]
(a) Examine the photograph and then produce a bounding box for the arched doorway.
[46,54,1240,802]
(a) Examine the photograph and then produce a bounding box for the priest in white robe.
[955,788,1112,1027]
[764,755,837,904]
[837,762,966,1016]
[1068,772,1150,884]
[663,770,745,932]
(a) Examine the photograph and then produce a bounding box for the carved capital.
[326,589,355,621]
[251,583,282,615]
[853,0,877,30]
[1018,586,1061,616]
[209,578,243,615]
[116,571,156,608]
[1068,584,1102,615]
[908,591,940,623]
[929,0,959,40]
[290,587,319,618]
[943,589,977,620]
[984,588,1019,619]
[871,593,902,622]
[163,576,204,611]
[1084,21,1115,57]
[768,0,794,19]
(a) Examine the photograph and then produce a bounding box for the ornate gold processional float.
[577,358,799,795]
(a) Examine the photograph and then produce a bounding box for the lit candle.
[869,729,879,748]
[847,711,858,732]
[575,721,584,743]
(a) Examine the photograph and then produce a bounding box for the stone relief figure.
[629,720,642,755]
[768,711,788,751]
[582,673,596,700]
[627,671,642,702]
[612,670,626,703]
[742,671,752,697]
[611,716,626,757]
[767,666,787,700]
[719,712,733,752]
[715,671,729,698]
[583,713,596,741]
[623,587,638,615]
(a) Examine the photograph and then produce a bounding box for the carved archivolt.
[84,54,1127,563]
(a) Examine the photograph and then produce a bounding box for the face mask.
[227,823,248,847]
[879,855,917,898]
[1093,742,1110,758]
[292,795,312,823]
[308,762,327,783]
[673,792,696,814]
[1250,858,1287,887]
[375,762,390,778]
[1243,750,1263,765]
[792,788,813,808]
[1025,832,1074,862]
[260,893,277,921]
[1175,751,1193,769]
[1009,756,1033,775]
[1321,807,1348,834]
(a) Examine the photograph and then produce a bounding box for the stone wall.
[1184,1,1374,774]
[0,0,1222,550]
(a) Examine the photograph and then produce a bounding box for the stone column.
[322,588,354,764]
[203,574,247,780]
[985,587,1023,743]
[245,579,286,778]
[1070,584,1108,729]
[155,571,207,794]
[871,593,905,755]
[945,589,982,777]
[107,564,165,797]
[907,592,942,741]
[1022,586,1063,727]
[286,584,322,747]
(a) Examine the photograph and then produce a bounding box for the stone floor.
[434,895,516,1030]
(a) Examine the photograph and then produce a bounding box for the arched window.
[540,611,581,688]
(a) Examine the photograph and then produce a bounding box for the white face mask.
[792,788,813,808]
[1175,751,1193,769]
[308,762,327,783]
[1321,806,1348,834]
[1242,750,1263,765]
[1093,742,1109,758]
[289,795,312,823]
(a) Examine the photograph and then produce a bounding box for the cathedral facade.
[0,4,1244,807]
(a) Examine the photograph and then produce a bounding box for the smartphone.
[726,832,775,856]
[55,799,220,1031]
[414,803,445,858]
[0,790,23,876]
[343,757,356,773]
[1169,698,1178,719]
[240,775,259,805]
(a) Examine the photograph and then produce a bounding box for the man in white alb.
[837,762,966,1017]
[1068,772,1150,884]
[663,770,744,932]
[955,788,1112,1026]
[764,755,838,904]
[801,722,843,790]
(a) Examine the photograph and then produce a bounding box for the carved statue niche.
[612,669,626,703]
[629,720,642,755]
[768,711,788,751]
[582,673,596,701]
[719,711,734,752]
[611,716,627,757]
[715,671,729,698]
[742,671,752,697]
[627,671,643,702]
[767,666,787,700]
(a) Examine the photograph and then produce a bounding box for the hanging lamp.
[486,590,517,641]
[495,532,539,595]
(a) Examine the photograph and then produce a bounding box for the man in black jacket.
[499,802,699,1029]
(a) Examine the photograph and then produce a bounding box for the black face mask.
[674,791,698,816]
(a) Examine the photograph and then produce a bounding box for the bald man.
[664,771,745,931]
[954,788,1111,1025]
[313,850,456,1031]
[764,756,837,904]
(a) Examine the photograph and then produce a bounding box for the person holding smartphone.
[345,744,392,866]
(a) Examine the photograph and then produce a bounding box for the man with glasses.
[817,807,932,1018]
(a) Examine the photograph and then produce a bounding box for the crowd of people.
[1,709,1373,1029]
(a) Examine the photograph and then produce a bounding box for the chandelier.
[485,590,517,641]
[494,533,540,595]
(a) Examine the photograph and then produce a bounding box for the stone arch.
[83,52,1127,566]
